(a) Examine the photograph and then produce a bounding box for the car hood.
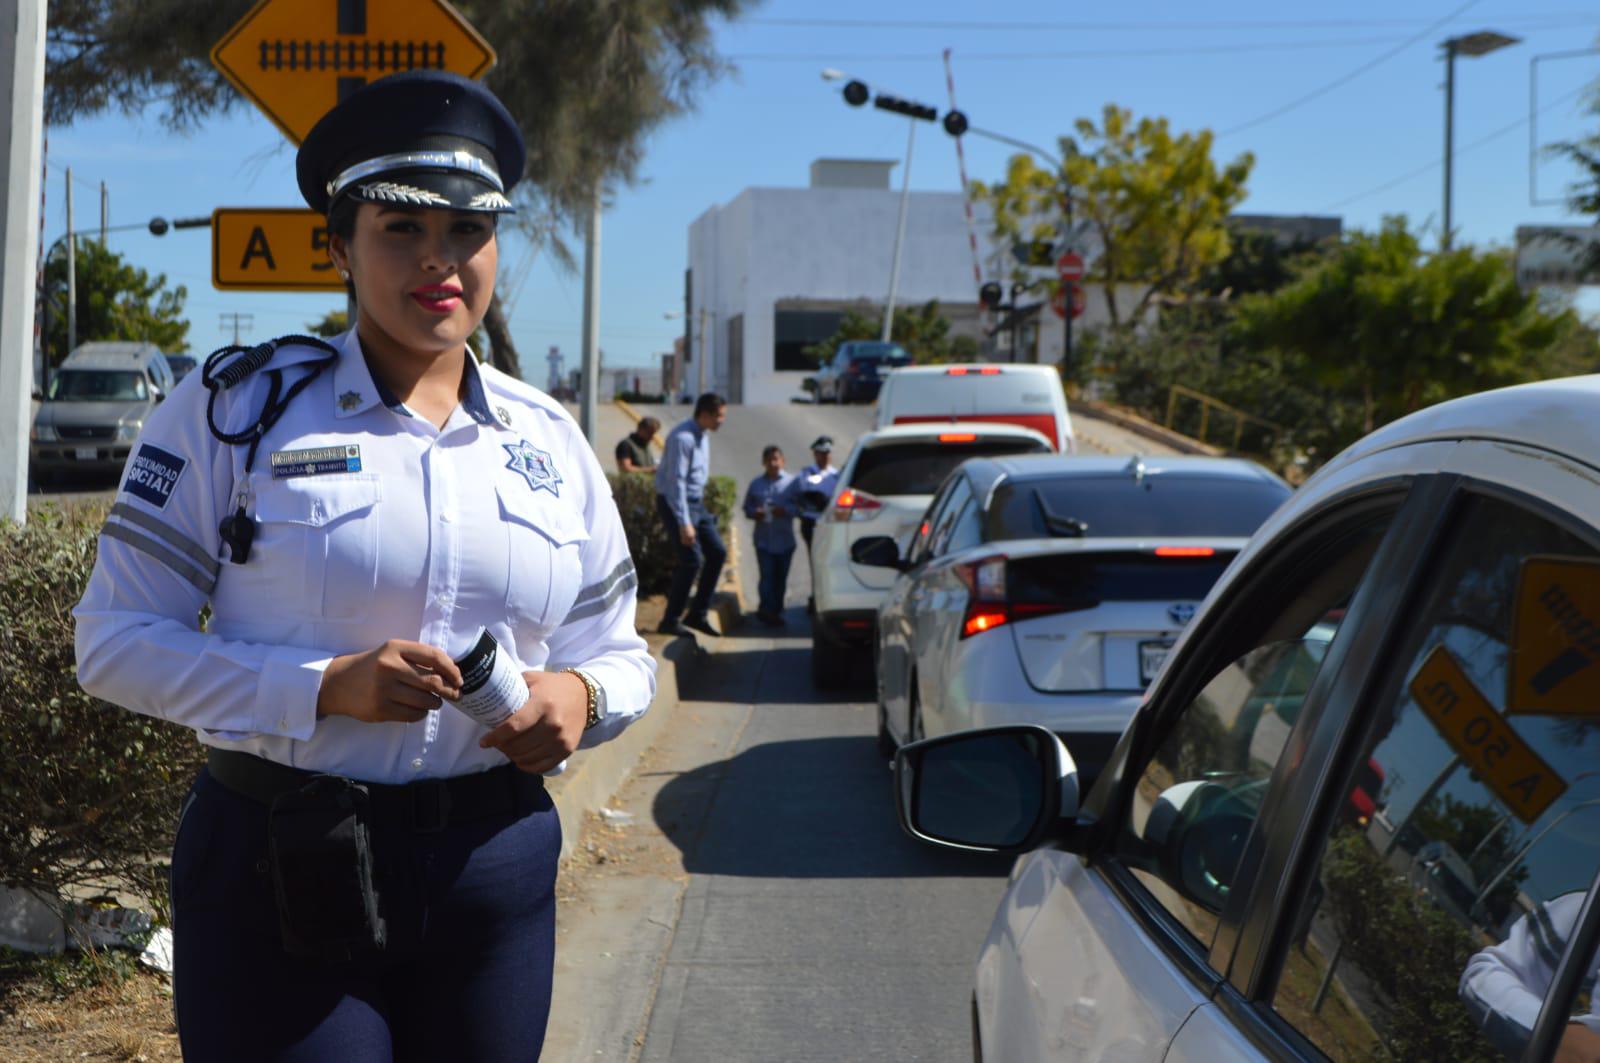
[35,400,149,428]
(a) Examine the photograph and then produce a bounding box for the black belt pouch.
[266,775,386,960]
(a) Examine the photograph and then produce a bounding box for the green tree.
[45,0,754,378]
[802,300,980,369]
[40,239,189,365]
[1236,217,1586,446]
[973,105,1253,329]
[1552,76,1600,273]
[304,310,348,339]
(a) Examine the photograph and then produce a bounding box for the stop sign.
[1056,251,1085,282]
[1052,283,1087,319]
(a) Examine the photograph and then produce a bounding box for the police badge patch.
[503,440,562,496]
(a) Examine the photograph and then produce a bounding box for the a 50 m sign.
[212,208,345,291]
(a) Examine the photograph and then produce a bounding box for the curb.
[1073,398,1221,456]
[547,634,698,864]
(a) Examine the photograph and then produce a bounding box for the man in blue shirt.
[654,393,727,637]
[742,444,799,626]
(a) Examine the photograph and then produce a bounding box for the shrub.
[0,502,204,919]
[608,472,736,596]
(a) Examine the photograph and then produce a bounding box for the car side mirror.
[895,725,1080,853]
[850,536,904,570]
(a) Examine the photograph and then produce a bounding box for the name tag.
[270,445,362,479]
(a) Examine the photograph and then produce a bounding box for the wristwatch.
[561,668,603,730]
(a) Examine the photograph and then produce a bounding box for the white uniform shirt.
[74,329,655,784]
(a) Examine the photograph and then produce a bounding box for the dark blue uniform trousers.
[656,494,726,623]
[170,768,560,1062]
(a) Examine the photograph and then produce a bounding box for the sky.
[40,0,1600,373]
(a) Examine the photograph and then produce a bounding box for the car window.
[48,369,148,402]
[943,499,984,556]
[927,482,973,559]
[1112,513,1396,953]
[985,474,1290,541]
[849,440,1047,497]
[1269,493,1600,1062]
[907,477,963,565]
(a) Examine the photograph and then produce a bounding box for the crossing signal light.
[842,80,869,107]
[942,110,969,137]
[979,282,1003,310]
[873,93,938,122]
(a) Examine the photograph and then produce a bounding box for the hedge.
[1,477,732,916]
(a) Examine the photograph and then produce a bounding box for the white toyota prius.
[897,376,1600,1062]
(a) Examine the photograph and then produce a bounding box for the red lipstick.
[411,283,463,314]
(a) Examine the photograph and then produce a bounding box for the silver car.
[863,454,1289,784]
[897,375,1600,1061]
[31,341,177,479]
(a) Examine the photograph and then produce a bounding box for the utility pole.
[1442,39,1456,252]
[882,118,915,342]
[697,305,708,396]
[0,0,46,524]
[99,180,107,243]
[65,166,75,358]
[579,180,600,442]
[219,312,253,345]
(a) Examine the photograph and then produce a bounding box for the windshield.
[849,438,1047,497]
[48,369,148,402]
[986,474,1289,540]
[166,356,196,382]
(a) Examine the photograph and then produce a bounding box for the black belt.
[206,749,544,833]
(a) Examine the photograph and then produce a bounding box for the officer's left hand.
[477,671,589,773]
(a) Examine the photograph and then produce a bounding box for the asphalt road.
[547,618,1014,1062]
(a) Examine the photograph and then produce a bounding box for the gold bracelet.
[561,668,602,730]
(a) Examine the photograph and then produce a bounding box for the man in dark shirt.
[615,417,660,473]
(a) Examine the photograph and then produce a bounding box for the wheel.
[810,628,842,690]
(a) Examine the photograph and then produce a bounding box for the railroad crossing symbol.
[211,0,496,145]
[1508,555,1600,717]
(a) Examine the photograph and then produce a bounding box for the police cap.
[296,71,525,216]
[810,435,833,452]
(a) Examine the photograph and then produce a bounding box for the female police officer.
[73,71,654,1061]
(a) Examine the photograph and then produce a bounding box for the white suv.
[807,422,1051,688]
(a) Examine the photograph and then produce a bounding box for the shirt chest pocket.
[497,482,590,631]
[253,474,383,621]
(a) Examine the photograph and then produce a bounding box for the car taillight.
[830,487,884,522]
[938,432,977,443]
[944,366,1002,376]
[956,555,1076,638]
[1154,546,1216,557]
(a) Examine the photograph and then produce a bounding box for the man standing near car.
[655,394,727,637]
[795,435,838,552]
[742,445,798,627]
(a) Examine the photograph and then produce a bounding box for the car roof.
[61,342,166,369]
[1319,373,1600,477]
[854,422,1053,447]
[957,452,1284,502]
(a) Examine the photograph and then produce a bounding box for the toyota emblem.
[1168,603,1196,626]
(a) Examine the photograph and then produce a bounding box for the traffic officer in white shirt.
[73,71,654,1062]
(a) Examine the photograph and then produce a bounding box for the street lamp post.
[1440,30,1520,250]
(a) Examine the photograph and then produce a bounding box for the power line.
[1216,0,1484,139]
[731,35,1429,64]
[1322,81,1590,210]
[745,12,1596,33]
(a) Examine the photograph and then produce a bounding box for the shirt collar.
[330,329,499,428]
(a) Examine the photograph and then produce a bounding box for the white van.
[873,364,1075,452]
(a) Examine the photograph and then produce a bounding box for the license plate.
[74,446,98,461]
[1139,640,1174,684]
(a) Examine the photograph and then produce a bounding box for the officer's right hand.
[679,523,696,546]
[317,640,463,724]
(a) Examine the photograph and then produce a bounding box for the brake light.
[938,432,977,443]
[830,487,884,522]
[963,609,1008,637]
[1154,546,1216,557]
[944,366,1003,376]
[945,367,969,376]
[957,556,1009,638]
[978,366,1001,375]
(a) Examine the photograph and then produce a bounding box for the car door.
[909,478,974,739]
[923,492,986,735]
[979,482,1416,1062]
[1191,443,1600,1062]
[880,477,962,743]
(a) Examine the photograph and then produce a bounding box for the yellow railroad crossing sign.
[1509,556,1600,717]
[211,0,495,145]
[212,208,345,291]
[1410,645,1568,823]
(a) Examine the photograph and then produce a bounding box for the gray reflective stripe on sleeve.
[564,567,639,623]
[572,558,636,608]
[100,522,216,595]
[109,502,219,583]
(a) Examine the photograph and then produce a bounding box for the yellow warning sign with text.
[212,209,345,292]
[1509,556,1600,717]
[1411,646,1567,823]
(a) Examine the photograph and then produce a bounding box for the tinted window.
[1271,494,1600,1062]
[1009,553,1236,613]
[1114,512,1394,952]
[850,440,1046,497]
[844,342,912,366]
[775,309,842,372]
[986,474,1289,540]
[48,370,147,402]
[167,355,197,382]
